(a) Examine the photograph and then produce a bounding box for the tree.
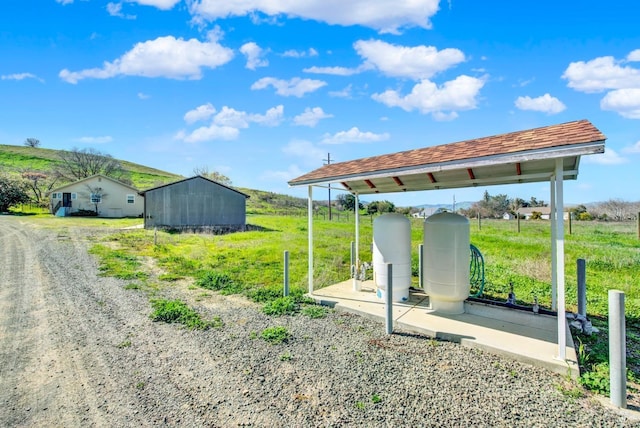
[336,194,363,212]
[24,138,41,148]
[21,170,59,206]
[193,166,233,186]
[57,147,130,183]
[366,200,395,215]
[0,176,30,212]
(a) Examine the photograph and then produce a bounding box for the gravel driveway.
[0,215,637,427]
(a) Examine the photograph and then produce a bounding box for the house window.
[127,194,135,204]
[71,193,77,200]
[90,193,102,203]
[52,193,59,199]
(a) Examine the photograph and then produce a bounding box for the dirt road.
[0,217,156,426]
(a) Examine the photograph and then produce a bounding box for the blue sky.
[1,0,639,206]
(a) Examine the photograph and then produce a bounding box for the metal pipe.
[386,263,393,334]
[283,250,289,297]
[609,290,627,408]
[577,258,586,318]
[550,176,557,310]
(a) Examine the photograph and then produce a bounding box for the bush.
[69,209,98,217]
[0,176,30,212]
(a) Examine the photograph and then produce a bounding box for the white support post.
[555,159,566,361]
[308,186,314,294]
[355,193,360,266]
[550,177,557,311]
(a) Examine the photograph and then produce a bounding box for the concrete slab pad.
[309,280,579,378]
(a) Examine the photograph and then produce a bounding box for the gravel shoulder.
[0,215,638,427]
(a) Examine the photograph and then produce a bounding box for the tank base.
[376,287,409,303]
[430,299,465,315]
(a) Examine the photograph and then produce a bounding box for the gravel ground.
[1,215,638,427]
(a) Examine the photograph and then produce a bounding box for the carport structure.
[288,119,606,362]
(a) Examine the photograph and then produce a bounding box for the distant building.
[502,212,515,220]
[516,206,569,220]
[49,174,143,218]
[411,207,441,218]
[140,176,249,232]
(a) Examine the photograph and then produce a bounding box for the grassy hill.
[0,144,182,190]
[0,144,311,213]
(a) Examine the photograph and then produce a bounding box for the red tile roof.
[289,120,606,186]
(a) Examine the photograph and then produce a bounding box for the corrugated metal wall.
[144,177,246,228]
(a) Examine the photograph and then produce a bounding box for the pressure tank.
[373,213,411,302]
[423,212,470,314]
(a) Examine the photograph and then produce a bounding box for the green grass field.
[16,212,640,392]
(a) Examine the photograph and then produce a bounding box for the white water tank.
[423,212,470,314]
[373,213,411,302]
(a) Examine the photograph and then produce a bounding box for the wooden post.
[517,214,521,233]
[477,212,481,230]
[569,211,572,235]
[637,212,639,239]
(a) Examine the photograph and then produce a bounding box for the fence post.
[637,212,639,239]
[609,290,627,408]
[477,212,481,230]
[386,263,393,334]
[568,212,572,235]
[517,214,521,233]
[283,250,289,296]
[154,227,157,245]
[577,259,586,318]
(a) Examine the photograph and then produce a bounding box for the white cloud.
[1,73,43,82]
[56,0,73,5]
[354,39,465,80]
[583,148,627,165]
[74,136,113,144]
[251,77,326,97]
[249,105,284,127]
[303,65,363,76]
[137,92,150,99]
[293,107,333,127]
[627,49,640,62]
[329,84,352,98]
[240,42,269,70]
[321,127,389,144]
[260,164,304,182]
[178,125,240,143]
[562,55,640,93]
[188,0,440,34]
[59,31,233,83]
[372,75,485,119]
[283,140,326,166]
[184,103,217,124]
[107,2,136,19]
[600,88,640,119]
[514,93,566,114]
[131,0,180,10]
[282,48,318,58]
[178,104,283,142]
[622,140,640,154]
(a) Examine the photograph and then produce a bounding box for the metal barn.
[140,176,249,231]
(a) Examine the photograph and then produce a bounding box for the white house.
[516,206,569,220]
[49,174,143,218]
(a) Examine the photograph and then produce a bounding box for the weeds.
[261,326,291,344]
[263,296,298,316]
[150,299,223,330]
[302,305,328,319]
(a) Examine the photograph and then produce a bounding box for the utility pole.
[323,153,332,220]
